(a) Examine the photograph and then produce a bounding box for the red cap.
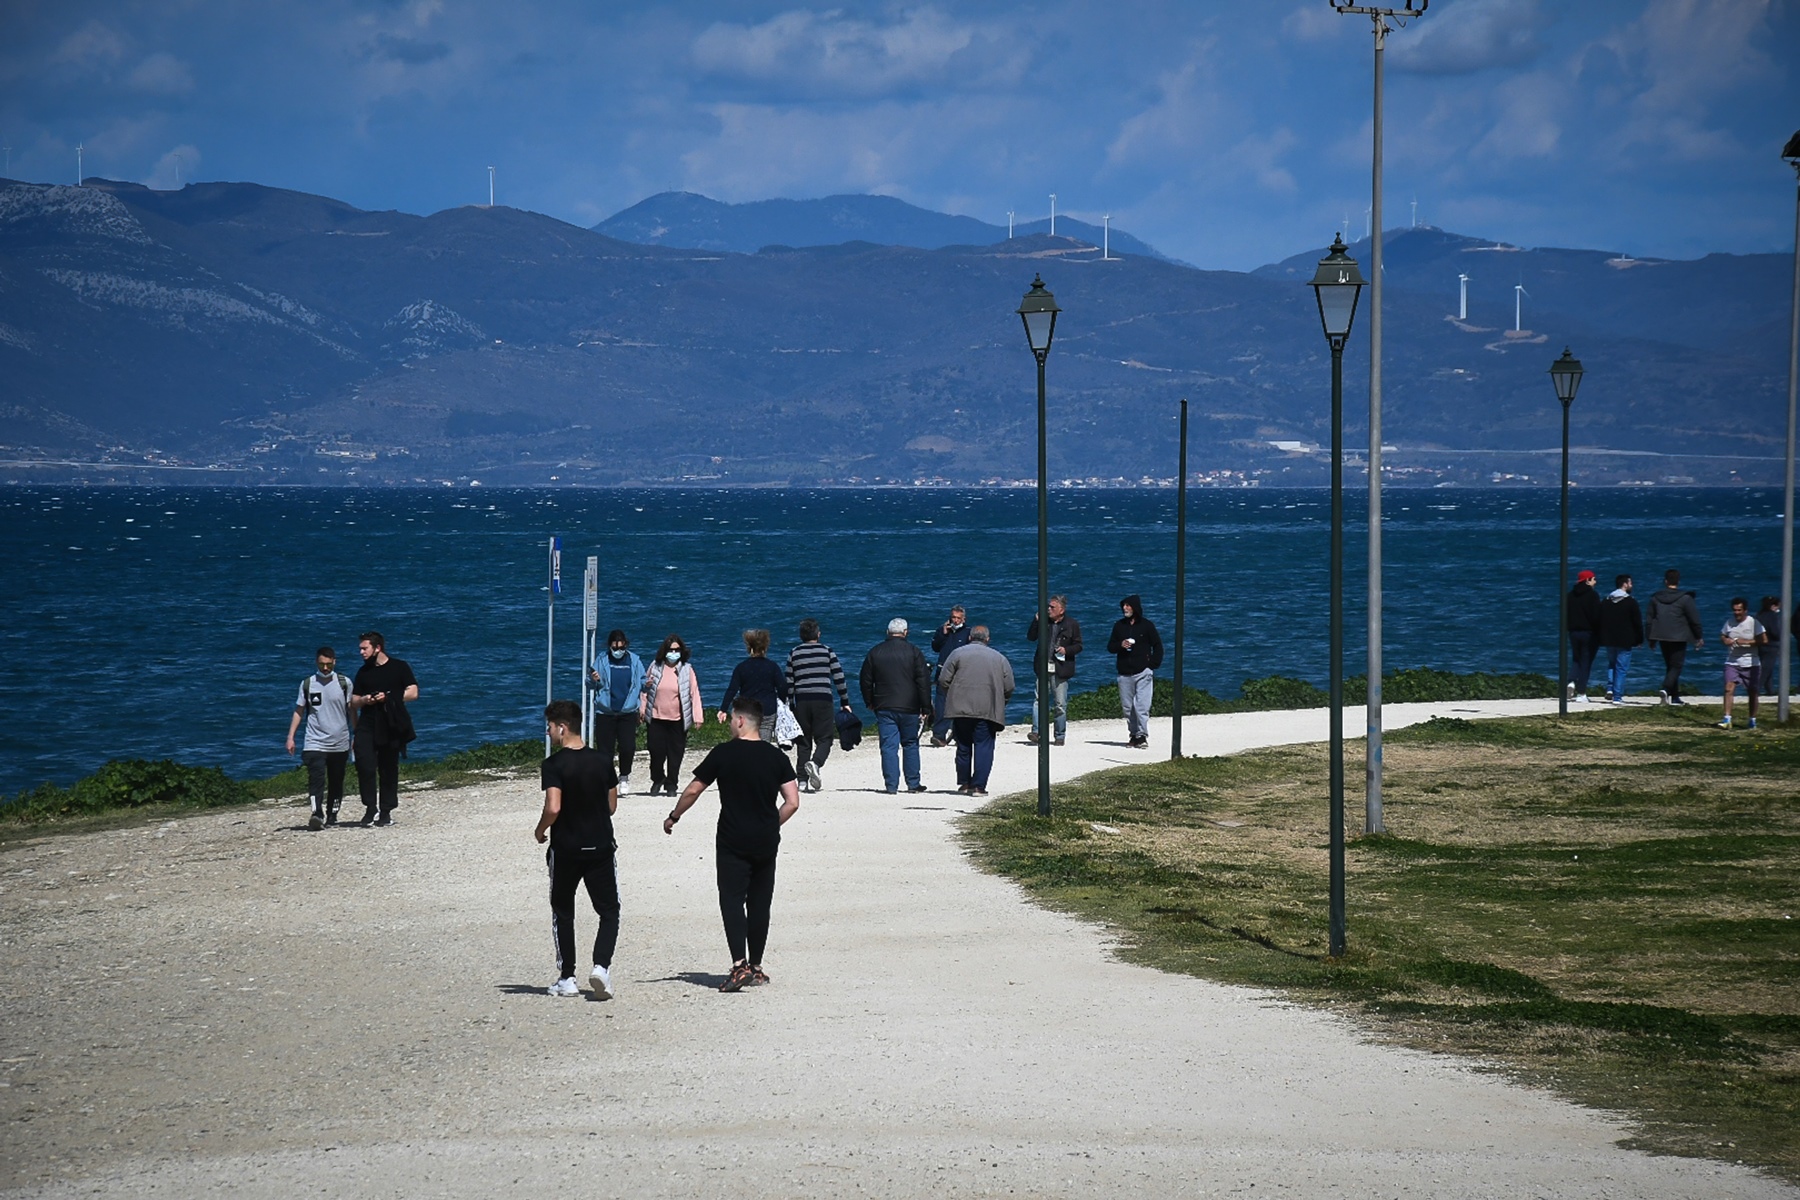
[1577,569,1596,582]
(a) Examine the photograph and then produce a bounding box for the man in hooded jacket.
[1565,570,1602,702]
[1645,569,1704,706]
[1106,594,1163,748]
[1596,574,1645,704]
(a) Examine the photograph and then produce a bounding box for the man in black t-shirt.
[351,630,419,826]
[664,697,800,993]
[535,700,621,999]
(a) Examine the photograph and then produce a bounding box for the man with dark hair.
[286,646,351,830]
[928,605,970,747]
[351,631,419,826]
[665,698,801,994]
[1754,596,1783,696]
[1718,598,1767,730]
[1107,595,1164,748]
[1565,570,1602,703]
[535,700,620,999]
[588,629,644,794]
[1596,575,1644,705]
[1645,568,1704,706]
[859,618,933,794]
[785,618,853,793]
[1026,594,1082,745]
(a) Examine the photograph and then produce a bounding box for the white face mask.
[610,648,627,660]
[665,651,682,665]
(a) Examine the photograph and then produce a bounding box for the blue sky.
[2,0,1795,270]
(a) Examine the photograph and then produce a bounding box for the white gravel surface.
[1,699,1788,1198]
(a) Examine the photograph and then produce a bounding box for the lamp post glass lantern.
[1550,348,1584,716]
[1308,235,1365,959]
[1018,274,1060,816]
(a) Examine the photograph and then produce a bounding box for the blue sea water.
[0,485,1790,794]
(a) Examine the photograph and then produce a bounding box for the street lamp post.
[1551,349,1585,718]
[1780,130,1800,724]
[1018,274,1060,816]
[1309,235,1366,959]
[1333,0,1427,837]
[1172,398,1189,761]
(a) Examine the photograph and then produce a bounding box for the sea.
[1,485,1790,794]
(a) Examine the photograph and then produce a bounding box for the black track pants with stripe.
[547,845,620,980]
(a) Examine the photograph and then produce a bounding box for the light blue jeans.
[1119,669,1154,741]
[875,710,922,791]
[1032,676,1070,740]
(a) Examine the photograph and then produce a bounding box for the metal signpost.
[545,536,561,754]
[582,556,599,743]
[1172,398,1189,760]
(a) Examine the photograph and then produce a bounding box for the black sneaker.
[324,810,340,827]
[373,812,393,827]
[720,962,755,993]
[307,811,324,831]
[907,784,929,793]
[358,807,377,827]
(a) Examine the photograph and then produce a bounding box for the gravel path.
[2,700,1788,1198]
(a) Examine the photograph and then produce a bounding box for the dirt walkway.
[2,700,1788,1198]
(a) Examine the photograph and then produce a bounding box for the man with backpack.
[286,646,352,830]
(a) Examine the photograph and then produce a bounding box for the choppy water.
[0,485,1788,792]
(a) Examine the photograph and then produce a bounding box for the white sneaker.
[803,761,822,791]
[589,964,613,1000]
[1658,690,1669,705]
[618,775,632,796]
[1565,681,1575,700]
[1575,694,1589,704]
[547,977,580,997]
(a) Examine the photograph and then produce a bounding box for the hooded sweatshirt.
[1645,586,1703,644]
[1596,588,1645,650]
[1106,594,1164,675]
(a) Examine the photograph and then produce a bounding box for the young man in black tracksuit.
[535,700,621,999]
[1644,568,1704,705]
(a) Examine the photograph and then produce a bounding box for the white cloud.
[691,8,1025,98]
[51,19,129,70]
[146,145,201,191]
[1389,0,1546,75]
[128,52,195,95]
[1104,49,1226,168]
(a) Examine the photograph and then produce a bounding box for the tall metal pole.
[1559,401,1572,716]
[1329,343,1347,958]
[545,536,560,755]
[1781,142,1800,724]
[1036,352,1052,816]
[1172,399,1189,760]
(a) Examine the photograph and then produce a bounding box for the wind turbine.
[1007,210,1014,239]
[1514,282,1529,332]
[76,143,83,186]
[1049,193,1056,236]
[1102,214,1111,260]
[1457,272,1469,320]
[488,166,495,207]
[1342,211,1351,243]
[1410,195,1418,228]
[3,145,11,178]
[1364,205,1371,241]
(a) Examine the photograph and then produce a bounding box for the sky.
[1,0,1796,271]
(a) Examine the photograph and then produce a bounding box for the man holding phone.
[928,605,971,747]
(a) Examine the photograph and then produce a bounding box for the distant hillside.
[0,178,1789,487]
[594,192,1170,261]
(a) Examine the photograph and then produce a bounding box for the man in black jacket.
[1595,575,1644,705]
[351,630,419,826]
[1566,570,1602,703]
[1645,568,1704,705]
[1106,594,1163,749]
[928,605,971,747]
[1026,594,1082,746]
[859,618,932,793]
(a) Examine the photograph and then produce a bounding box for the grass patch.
[1065,666,1558,722]
[961,704,1800,1181]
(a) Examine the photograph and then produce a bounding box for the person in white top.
[286,646,354,829]
[1717,598,1766,730]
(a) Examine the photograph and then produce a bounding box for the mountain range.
[0,179,1790,487]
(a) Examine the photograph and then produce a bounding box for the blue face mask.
[610,648,627,660]
[665,651,681,665]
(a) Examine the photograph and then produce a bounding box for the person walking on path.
[588,630,645,794]
[928,605,972,747]
[286,645,352,830]
[1645,569,1704,706]
[1565,570,1602,703]
[718,629,788,742]
[534,700,620,1000]
[1596,576,1644,705]
[859,618,932,794]
[664,698,800,994]
[350,631,418,826]
[1107,595,1164,748]
[641,634,703,798]
[785,619,853,794]
[1717,598,1767,730]
[938,626,1014,796]
[1754,596,1783,696]
[1026,594,1082,745]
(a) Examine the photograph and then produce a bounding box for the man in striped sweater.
[785,619,854,793]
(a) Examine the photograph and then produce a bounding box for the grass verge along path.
[961,705,1799,1182]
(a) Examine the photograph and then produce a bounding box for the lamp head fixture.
[1017,274,1060,360]
[1308,234,1366,349]
[1549,347,1584,407]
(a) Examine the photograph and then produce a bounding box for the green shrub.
[434,739,544,772]
[1065,683,1232,721]
[1238,675,1329,709]
[4,759,251,824]
[1352,667,1558,704]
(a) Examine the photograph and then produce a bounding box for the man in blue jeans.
[858,617,932,794]
[1596,574,1644,704]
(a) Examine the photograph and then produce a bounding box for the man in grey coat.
[1645,568,1704,706]
[938,626,1015,796]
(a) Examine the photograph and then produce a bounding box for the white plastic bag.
[774,699,801,746]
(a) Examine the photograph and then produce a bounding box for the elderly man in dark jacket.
[939,626,1015,796]
[1566,570,1602,702]
[1645,568,1704,706]
[1596,574,1645,705]
[1026,594,1083,746]
[859,618,932,794]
